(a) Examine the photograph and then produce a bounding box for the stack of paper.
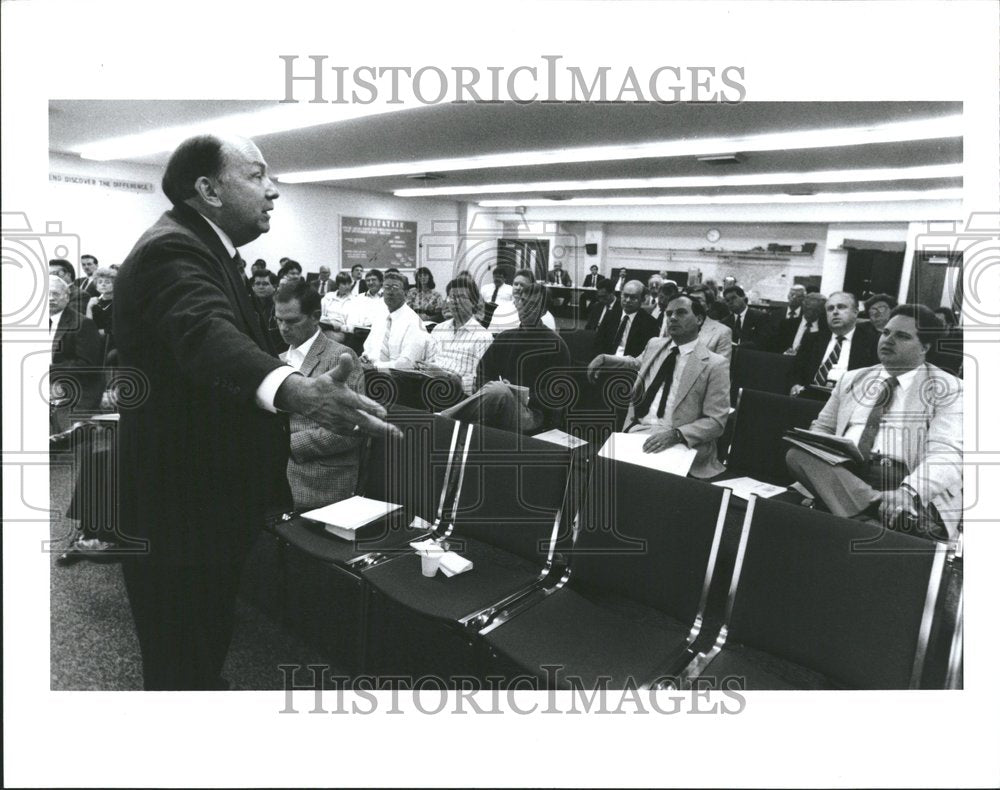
[532,428,589,450]
[598,432,697,477]
[302,495,401,541]
[783,428,863,465]
[712,476,787,500]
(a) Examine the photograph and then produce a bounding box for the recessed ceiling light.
[478,188,962,207]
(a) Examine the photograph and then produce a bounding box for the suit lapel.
[672,344,707,406]
[298,332,329,377]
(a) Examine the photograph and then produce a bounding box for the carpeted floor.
[49,453,333,691]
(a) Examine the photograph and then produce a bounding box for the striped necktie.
[632,347,679,420]
[379,315,393,361]
[814,335,845,386]
[857,376,899,461]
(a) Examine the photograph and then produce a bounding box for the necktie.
[379,315,393,361]
[733,314,743,343]
[657,311,667,337]
[632,347,679,420]
[491,285,500,302]
[857,376,899,461]
[232,252,244,274]
[814,335,845,386]
[612,315,630,350]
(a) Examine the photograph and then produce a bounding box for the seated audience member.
[648,279,679,322]
[929,306,963,377]
[585,279,618,331]
[491,269,558,332]
[249,270,283,352]
[74,254,101,303]
[273,279,365,510]
[863,293,898,332]
[85,265,117,340]
[406,266,445,322]
[360,271,428,369]
[385,267,411,290]
[313,265,334,295]
[345,268,388,330]
[485,267,514,304]
[583,264,603,288]
[587,294,730,478]
[790,290,879,396]
[592,279,658,359]
[677,285,733,361]
[722,285,776,349]
[786,305,961,541]
[643,275,663,311]
[442,282,570,433]
[277,259,303,282]
[320,272,356,334]
[348,263,367,296]
[722,275,739,291]
[49,258,85,311]
[777,284,807,327]
[247,258,268,291]
[702,279,730,322]
[546,260,572,287]
[775,290,826,354]
[612,268,628,293]
[417,276,494,395]
[49,276,104,433]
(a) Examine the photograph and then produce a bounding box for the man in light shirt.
[486,267,514,304]
[320,271,356,333]
[417,276,494,395]
[587,295,730,479]
[344,268,388,330]
[360,271,429,369]
[274,279,364,510]
[776,291,825,354]
[786,305,961,541]
[682,285,733,361]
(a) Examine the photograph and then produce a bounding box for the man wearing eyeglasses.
[359,271,429,369]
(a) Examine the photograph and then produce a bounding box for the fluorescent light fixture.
[478,188,963,207]
[74,104,412,162]
[279,114,962,183]
[394,164,963,197]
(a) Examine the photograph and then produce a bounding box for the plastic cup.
[421,552,442,577]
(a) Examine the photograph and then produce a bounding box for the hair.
[253,270,279,287]
[49,258,76,281]
[513,268,536,283]
[367,268,384,283]
[414,266,436,291]
[516,281,548,316]
[93,266,117,280]
[865,293,898,312]
[277,260,302,278]
[351,263,364,271]
[334,271,352,287]
[590,264,599,271]
[685,284,715,303]
[888,304,944,347]
[446,275,482,305]
[827,291,859,310]
[81,254,98,265]
[252,258,267,268]
[274,277,321,313]
[161,135,227,206]
[383,271,406,289]
[648,274,663,285]
[934,306,958,327]
[722,285,746,299]
[668,293,707,320]
[595,279,614,295]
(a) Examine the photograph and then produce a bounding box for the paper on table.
[712,476,787,500]
[598,432,697,477]
[532,428,589,449]
[439,552,473,577]
[302,495,401,531]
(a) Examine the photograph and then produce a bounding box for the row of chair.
[241,402,962,690]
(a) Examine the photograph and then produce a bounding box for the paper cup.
[421,553,442,577]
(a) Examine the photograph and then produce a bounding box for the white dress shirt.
[790,315,818,353]
[842,366,920,460]
[486,282,514,303]
[345,290,388,330]
[426,315,494,394]
[614,311,637,356]
[363,302,428,369]
[279,328,321,372]
[820,326,856,384]
[198,212,296,413]
[49,309,64,348]
[636,338,699,430]
[320,292,355,328]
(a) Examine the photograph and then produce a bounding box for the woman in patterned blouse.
[406,266,445,322]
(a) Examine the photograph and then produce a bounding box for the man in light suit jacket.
[786,305,961,540]
[588,295,730,479]
[683,285,733,361]
[274,280,364,510]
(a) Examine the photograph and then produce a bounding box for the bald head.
[621,280,646,314]
[49,275,70,314]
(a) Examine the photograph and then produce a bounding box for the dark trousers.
[122,553,248,690]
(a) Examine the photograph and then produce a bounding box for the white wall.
[47,153,462,284]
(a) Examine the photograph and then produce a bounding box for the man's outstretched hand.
[276,352,401,438]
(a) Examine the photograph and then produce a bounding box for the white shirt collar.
[669,337,700,356]
[196,212,237,259]
[878,364,921,392]
[834,326,857,341]
[737,307,749,321]
[282,328,321,368]
[49,310,64,329]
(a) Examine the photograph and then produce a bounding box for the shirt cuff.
[255,366,298,412]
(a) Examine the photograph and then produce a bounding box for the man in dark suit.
[790,290,879,396]
[722,285,776,349]
[114,133,393,690]
[48,275,103,433]
[580,264,604,313]
[274,279,364,510]
[74,253,101,302]
[773,289,826,354]
[311,265,334,295]
[585,280,617,330]
[348,263,367,296]
[592,279,658,359]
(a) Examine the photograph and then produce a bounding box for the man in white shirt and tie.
[486,268,514,304]
[360,271,429,369]
[314,265,333,295]
[780,291,826,354]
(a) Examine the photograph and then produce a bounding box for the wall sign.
[340,216,417,270]
[49,172,156,193]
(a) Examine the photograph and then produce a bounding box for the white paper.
[598,432,697,477]
[89,413,120,422]
[438,552,473,577]
[531,428,589,449]
[712,476,787,501]
[302,495,401,531]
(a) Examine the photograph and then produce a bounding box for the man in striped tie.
[359,271,429,369]
[786,305,961,541]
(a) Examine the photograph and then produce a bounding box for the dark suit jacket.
[585,299,617,331]
[593,306,658,358]
[51,305,104,413]
[546,269,572,286]
[114,203,290,565]
[582,273,605,288]
[791,322,880,387]
[723,307,776,349]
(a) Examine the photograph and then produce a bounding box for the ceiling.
[49,100,962,203]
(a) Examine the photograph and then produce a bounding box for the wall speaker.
[585,243,598,256]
